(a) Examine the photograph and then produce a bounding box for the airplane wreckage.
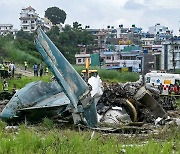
[0,28,179,129]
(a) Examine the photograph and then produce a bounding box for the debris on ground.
[0,28,179,135]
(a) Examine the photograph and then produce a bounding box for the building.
[75,53,90,65]
[102,51,120,67]
[19,6,39,32]
[86,29,110,48]
[149,23,169,35]
[116,25,142,45]
[148,23,173,43]
[161,37,180,71]
[141,38,155,51]
[0,24,17,36]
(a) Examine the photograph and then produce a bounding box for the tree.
[45,7,66,25]
[16,30,34,41]
[46,22,94,63]
[73,22,82,30]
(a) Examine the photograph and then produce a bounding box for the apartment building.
[161,37,180,71]
[0,24,17,36]
[19,6,39,32]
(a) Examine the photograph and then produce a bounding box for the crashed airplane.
[0,28,98,127]
[0,28,169,128]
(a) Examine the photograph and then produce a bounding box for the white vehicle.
[145,71,180,95]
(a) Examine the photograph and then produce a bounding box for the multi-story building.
[148,23,173,43]
[161,37,180,71]
[0,24,17,36]
[141,38,155,51]
[19,6,39,32]
[102,51,120,67]
[86,29,110,48]
[116,25,142,45]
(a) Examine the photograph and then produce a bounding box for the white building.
[19,6,39,33]
[75,54,90,65]
[102,51,120,67]
[149,23,169,35]
[141,38,155,51]
[161,38,180,71]
[0,24,17,36]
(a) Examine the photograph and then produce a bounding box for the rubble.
[96,78,178,126]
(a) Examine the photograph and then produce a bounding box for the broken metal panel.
[35,28,89,108]
[134,86,167,118]
[82,97,98,127]
[0,81,67,121]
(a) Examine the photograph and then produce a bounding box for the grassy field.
[0,68,139,92]
[0,76,51,92]
[0,62,179,153]
[74,65,140,83]
[0,37,41,66]
[0,120,179,154]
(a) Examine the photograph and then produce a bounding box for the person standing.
[0,63,4,78]
[45,67,48,76]
[33,63,38,76]
[24,60,28,70]
[39,62,43,77]
[9,62,15,77]
[3,79,8,91]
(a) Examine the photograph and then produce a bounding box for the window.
[23,26,28,29]
[31,20,34,23]
[146,77,150,83]
[78,59,82,63]
[23,20,28,23]
[174,46,178,50]
[31,27,35,29]
[106,56,111,60]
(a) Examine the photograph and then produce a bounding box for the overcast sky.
[0,0,180,35]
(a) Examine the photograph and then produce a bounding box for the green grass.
[0,76,51,92]
[73,65,140,83]
[0,65,139,92]
[3,41,41,66]
[0,120,179,154]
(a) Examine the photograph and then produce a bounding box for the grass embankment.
[0,120,179,154]
[0,66,139,92]
[0,76,51,92]
[0,37,41,66]
[74,65,140,83]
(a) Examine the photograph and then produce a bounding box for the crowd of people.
[157,82,180,95]
[0,61,16,79]
[0,60,49,92]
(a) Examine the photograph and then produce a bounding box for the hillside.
[0,37,41,66]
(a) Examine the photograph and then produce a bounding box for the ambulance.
[145,71,180,95]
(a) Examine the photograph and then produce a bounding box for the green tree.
[46,22,94,63]
[45,7,66,25]
[16,30,34,41]
[14,30,41,59]
[73,21,82,30]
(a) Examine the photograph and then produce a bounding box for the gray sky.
[0,0,180,35]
